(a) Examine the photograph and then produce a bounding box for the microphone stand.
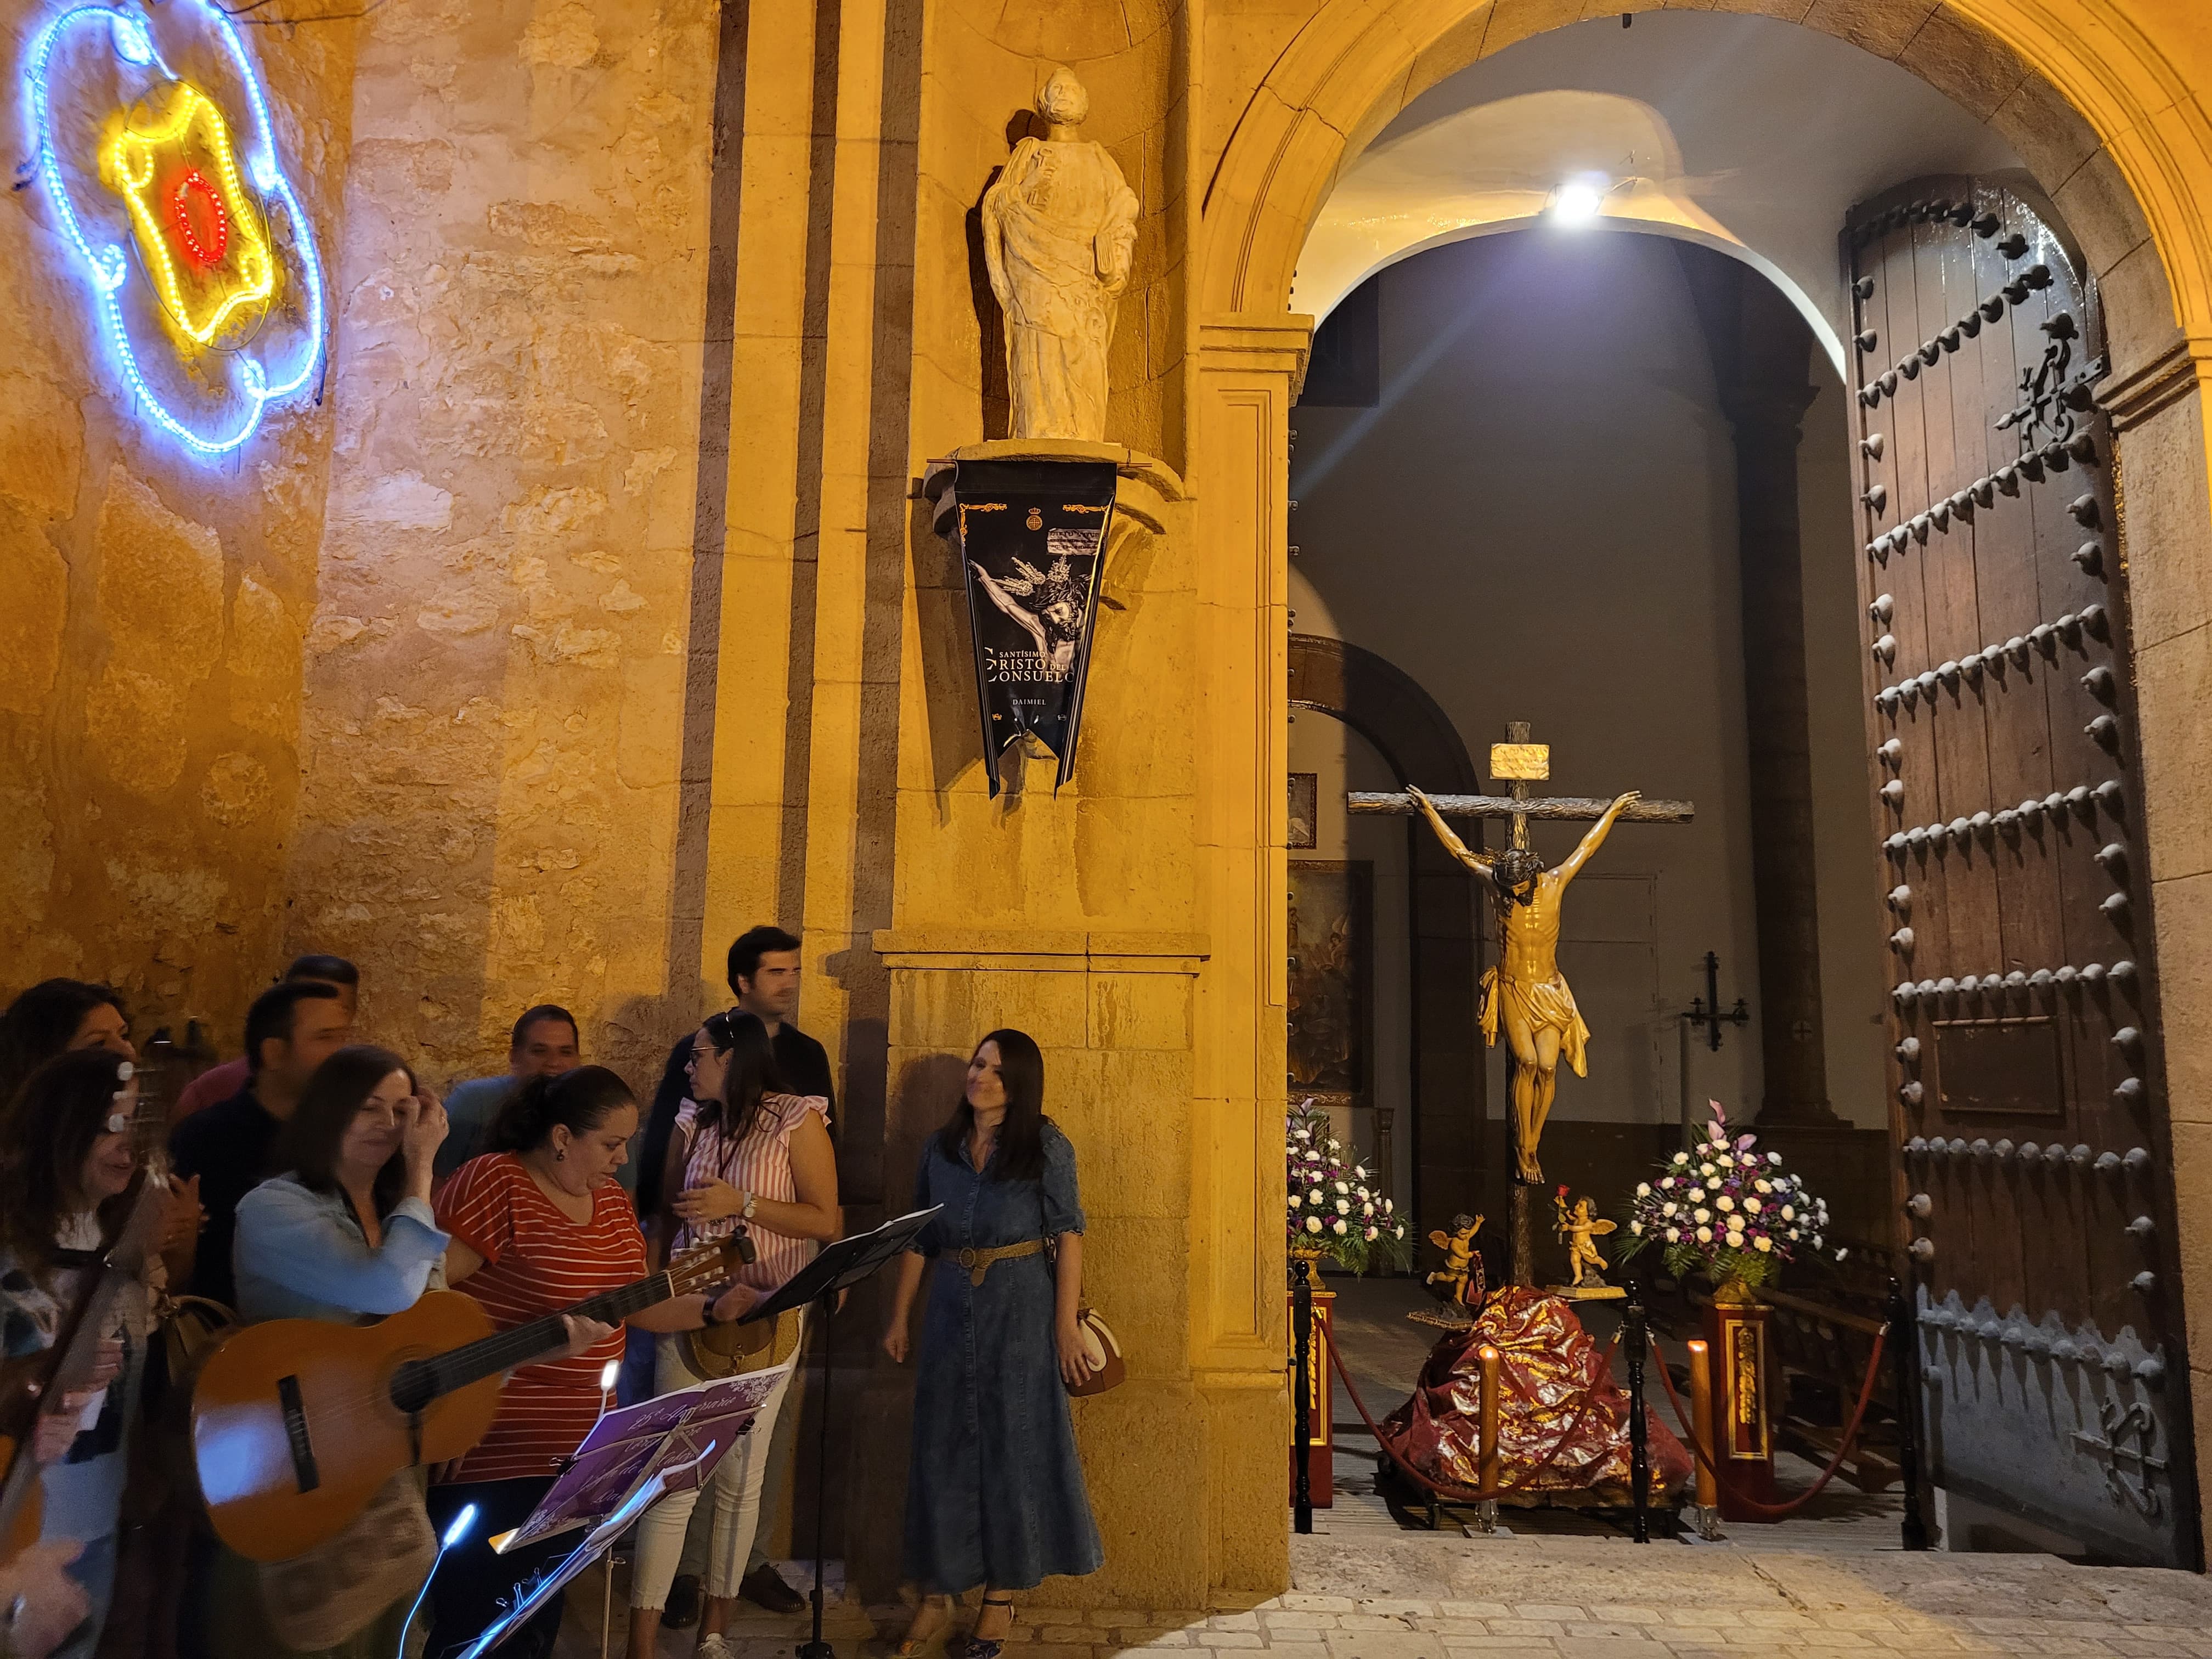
[797,1290,837,1659]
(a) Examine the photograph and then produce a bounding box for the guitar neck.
[412,1270,676,1402]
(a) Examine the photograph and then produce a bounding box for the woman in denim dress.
[881,1029,1102,1657]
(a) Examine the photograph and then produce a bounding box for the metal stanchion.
[1474,1343,1502,1536]
[1625,1286,1650,1543]
[1891,1277,1930,1550]
[1685,1338,1724,1540]
[1292,1256,1314,1535]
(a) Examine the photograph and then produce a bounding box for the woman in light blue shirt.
[215,1045,452,1658]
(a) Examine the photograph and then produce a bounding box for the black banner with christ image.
[947,458,1116,796]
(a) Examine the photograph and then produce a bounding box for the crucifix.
[1350,721,1694,1283]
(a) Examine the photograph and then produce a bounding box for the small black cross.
[1681,951,1750,1053]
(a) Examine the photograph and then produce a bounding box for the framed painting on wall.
[1287,772,1318,850]
[1288,859,1371,1113]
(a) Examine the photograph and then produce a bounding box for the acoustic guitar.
[191,1234,744,1562]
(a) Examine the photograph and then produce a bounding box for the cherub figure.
[1425,1212,1486,1309]
[1553,1189,1617,1288]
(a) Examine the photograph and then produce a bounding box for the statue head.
[1494,848,1544,904]
[1038,66,1090,127]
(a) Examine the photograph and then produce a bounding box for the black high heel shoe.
[952,1595,1016,1659]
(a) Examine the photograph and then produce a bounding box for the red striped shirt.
[435,1153,646,1483]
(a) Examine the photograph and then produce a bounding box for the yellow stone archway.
[1189,0,2212,1550]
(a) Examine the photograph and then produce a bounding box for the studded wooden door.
[1847,178,2197,1565]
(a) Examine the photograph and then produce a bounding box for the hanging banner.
[943,458,1117,796]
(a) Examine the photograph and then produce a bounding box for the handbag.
[1063,1304,1125,1398]
[682,1304,803,1379]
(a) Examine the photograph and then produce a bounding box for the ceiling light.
[1549,179,1608,225]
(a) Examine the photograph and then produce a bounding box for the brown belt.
[951,1239,1045,1286]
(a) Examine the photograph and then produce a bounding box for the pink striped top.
[670,1093,830,1294]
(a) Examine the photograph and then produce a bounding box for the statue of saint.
[981,67,1139,443]
[1408,786,1640,1184]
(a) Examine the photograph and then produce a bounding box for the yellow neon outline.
[100,81,273,347]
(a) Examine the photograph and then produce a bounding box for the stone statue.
[981,67,1139,443]
[1409,785,1639,1184]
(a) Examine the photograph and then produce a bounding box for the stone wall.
[288,0,721,1086]
[0,4,359,1046]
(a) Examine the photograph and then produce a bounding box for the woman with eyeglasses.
[207,1045,457,1657]
[0,1049,163,1659]
[625,1010,838,1659]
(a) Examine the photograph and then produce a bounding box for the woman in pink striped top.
[627,1010,839,1659]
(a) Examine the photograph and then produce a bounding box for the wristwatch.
[741,1190,759,1223]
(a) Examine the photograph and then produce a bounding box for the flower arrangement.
[1285,1098,1412,1274]
[1615,1101,1833,1291]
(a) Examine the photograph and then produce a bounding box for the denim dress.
[904,1121,1103,1594]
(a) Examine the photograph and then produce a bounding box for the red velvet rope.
[1319,1323,1622,1502]
[1646,1324,1889,1518]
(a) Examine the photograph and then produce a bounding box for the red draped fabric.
[1380,1288,1692,1500]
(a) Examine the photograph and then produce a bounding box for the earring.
[555,1149,566,1161]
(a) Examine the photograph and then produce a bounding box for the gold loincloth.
[1478,968,1590,1076]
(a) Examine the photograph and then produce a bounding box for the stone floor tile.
[1355,1601,1443,1619]
[1815,1612,1906,1632]
[1320,1632,1451,1659]
[1280,1597,1358,1613]
[1435,1604,1512,1621]
[1211,1615,1263,1632]
[1441,1641,1564,1656]
[1268,1613,1344,1630]
[1588,1606,1663,1625]
[1509,1606,1586,1623]
[1480,1622,1564,1639]
[1040,1626,1108,1643]
[1200,1634,1266,1650]
[1339,1615,1417,1632]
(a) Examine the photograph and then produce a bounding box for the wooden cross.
[1347,721,1696,836]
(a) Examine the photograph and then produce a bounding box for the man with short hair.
[632,926,834,1621]
[436,1005,584,1183]
[170,954,360,1122]
[168,981,354,1307]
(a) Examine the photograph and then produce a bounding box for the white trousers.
[629,1327,798,1611]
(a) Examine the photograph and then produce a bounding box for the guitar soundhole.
[276,1374,319,1493]
[388,1358,436,1417]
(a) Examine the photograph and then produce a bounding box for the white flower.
[1355,1165,1367,1179]
[1304,1149,1321,1162]
[1753,1236,1773,1253]
[1629,1220,1644,1235]
[1672,1152,1689,1166]
[1696,1226,1713,1244]
[1692,1207,1711,1224]
[1725,1232,1745,1250]
[1780,1205,1795,1221]
[1769,1152,1783,1165]
[1362,1202,1374,1218]
[1364,1226,1379,1242]
[1744,1198,1762,1215]
[1700,1163,1716,1177]
[1305,1215,1322,1233]
[1716,1195,1735,1213]
[1286,1195,1300,1212]
[1664,1227,1680,1243]
[1309,1191,1326,1207]
[1293,1128,1311,1142]
[1661,1202,1678,1218]
[1835,1246,1850,1262]
[1635,1182,1651,1198]
[1660,1177,1675,1190]
[1383,1199,1394,1213]
[1334,1181,1350,1195]
[1336,1199,1352,1215]
[1754,1179,1772,1194]
[1331,1217,1348,1235]
[1327,1139,1341,1154]
[1812,1234,1824,1249]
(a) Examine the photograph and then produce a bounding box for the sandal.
[892,1598,955,1659]
[954,1596,1016,1659]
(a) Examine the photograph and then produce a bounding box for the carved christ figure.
[981,67,1139,442]
[1409,786,1640,1184]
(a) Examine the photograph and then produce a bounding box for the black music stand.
[740,1206,941,1659]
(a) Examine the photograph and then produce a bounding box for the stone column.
[1718,283,1839,1127]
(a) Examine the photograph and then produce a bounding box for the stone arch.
[1289,632,1485,1238]
[1199,0,2204,391]
[1206,0,2212,1508]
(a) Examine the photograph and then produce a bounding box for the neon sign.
[22,1,326,459]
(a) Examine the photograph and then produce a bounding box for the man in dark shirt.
[168,981,354,1308]
[631,924,833,1620]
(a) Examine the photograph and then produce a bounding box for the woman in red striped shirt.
[428,1065,751,1659]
